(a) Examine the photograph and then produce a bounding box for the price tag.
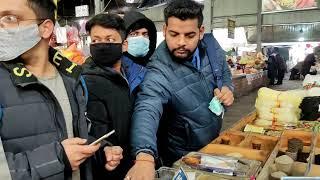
[75,5,89,17]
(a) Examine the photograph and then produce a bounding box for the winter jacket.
[0,48,92,180]
[301,53,316,76]
[131,39,233,166]
[82,59,133,180]
[122,56,146,95]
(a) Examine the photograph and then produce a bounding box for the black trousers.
[277,70,285,84]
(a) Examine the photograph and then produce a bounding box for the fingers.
[63,138,87,145]
[214,88,223,102]
[105,160,120,170]
[78,144,101,155]
[219,87,234,106]
[104,146,123,161]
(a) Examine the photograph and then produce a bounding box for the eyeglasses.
[0,15,45,30]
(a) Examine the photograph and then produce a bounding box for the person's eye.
[187,34,196,39]
[169,33,178,37]
[2,15,18,23]
[130,32,138,37]
[107,38,115,43]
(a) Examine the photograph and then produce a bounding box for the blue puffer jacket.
[122,56,146,95]
[131,37,233,165]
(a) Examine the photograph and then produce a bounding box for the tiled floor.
[221,74,303,131]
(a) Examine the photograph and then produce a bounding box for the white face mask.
[0,24,41,61]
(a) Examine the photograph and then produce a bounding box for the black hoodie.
[123,11,157,66]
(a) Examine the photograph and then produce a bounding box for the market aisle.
[221,74,303,131]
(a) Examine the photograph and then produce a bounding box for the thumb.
[214,88,221,96]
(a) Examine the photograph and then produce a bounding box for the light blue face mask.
[209,97,224,117]
[127,36,150,58]
[0,24,41,61]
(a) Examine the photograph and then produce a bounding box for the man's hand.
[125,153,155,180]
[104,146,123,171]
[62,138,100,171]
[214,86,234,106]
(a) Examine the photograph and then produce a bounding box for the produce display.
[233,52,266,75]
[263,0,317,12]
[60,44,86,65]
[255,88,305,127]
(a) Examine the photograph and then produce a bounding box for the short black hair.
[164,0,204,28]
[27,0,57,23]
[128,20,148,34]
[85,13,126,40]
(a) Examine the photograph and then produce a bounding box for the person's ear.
[38,19,55,39]
[122,39,128,52]
[199,25,205,40]
[163,24,167,38]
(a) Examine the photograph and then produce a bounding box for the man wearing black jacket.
[82,13,132,180]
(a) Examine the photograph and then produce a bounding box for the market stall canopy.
[247,23,320,43]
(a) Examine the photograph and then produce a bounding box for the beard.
[170,47,197,63]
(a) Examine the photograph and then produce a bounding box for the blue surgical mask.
[127,36,150,58]
[0,24,41,61]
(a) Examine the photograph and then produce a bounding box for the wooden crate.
[201,131,278,164]
[173,152,261,180]
[211,131,278,152]
[228,111,257,132]
[257,130,320,180]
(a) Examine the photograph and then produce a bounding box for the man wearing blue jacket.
[122,10,157,96]
[126,0,234,179]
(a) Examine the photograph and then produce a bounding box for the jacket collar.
[83,57,129,86]
[0,48,82,87]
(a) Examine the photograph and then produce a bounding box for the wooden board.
[228,111,257,132]
[279,130,320,152]
[200,144,269,162]
[256,141,280,180]
[211,131,278,152]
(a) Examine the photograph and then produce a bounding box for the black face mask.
[90,43,123,67]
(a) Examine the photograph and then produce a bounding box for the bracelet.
[134,159,155,166]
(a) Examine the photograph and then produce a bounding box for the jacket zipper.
[199,71,212,99]
[40,86,65,141]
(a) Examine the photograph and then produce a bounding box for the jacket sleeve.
[5,141,65,180]
[130,64,172,158]
[221,53,234,91]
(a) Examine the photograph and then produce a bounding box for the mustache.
[172,47,191,53]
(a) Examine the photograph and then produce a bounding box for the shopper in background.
[273,47,286,85]
[122,10,157,96]
[301,46,320,77]
[267,47,277,85]
[126,0,234,179]
[0,0,122,179]
[82,13,131,180]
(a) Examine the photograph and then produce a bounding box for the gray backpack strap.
[0,105,12,180]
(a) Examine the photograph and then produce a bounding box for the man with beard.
[126,0,234,179]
